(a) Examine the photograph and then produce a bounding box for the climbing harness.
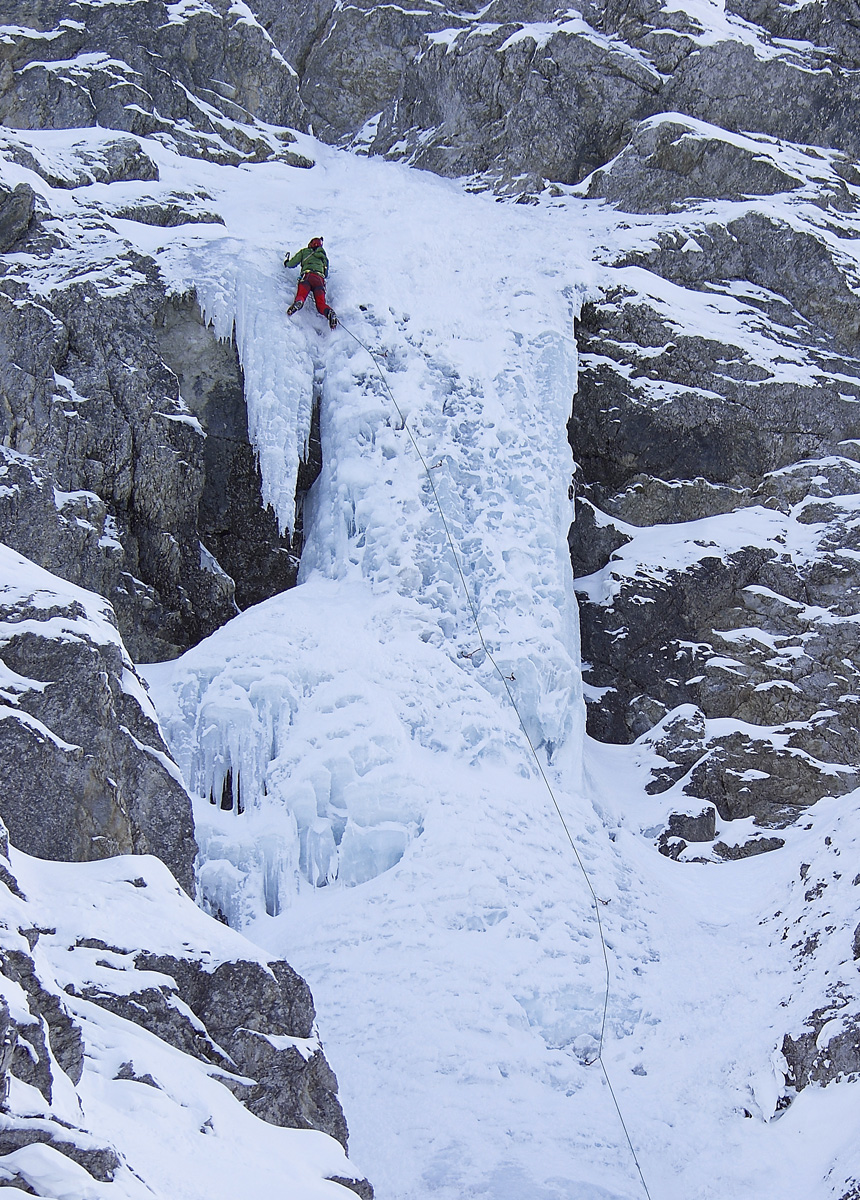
[337,317,655,1200]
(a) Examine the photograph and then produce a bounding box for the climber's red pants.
[294,272,328,314]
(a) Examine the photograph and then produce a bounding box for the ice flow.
[143,142,654,1199]
[146,142,586,922]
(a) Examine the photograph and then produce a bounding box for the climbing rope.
[337,317,654,1200]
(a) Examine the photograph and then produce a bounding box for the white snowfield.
[3,121,860,1200]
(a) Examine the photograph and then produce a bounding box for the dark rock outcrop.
[0,0,304,164]
[0,221,317,660]
[0,548,197,891]
[0,1121,120,1182]
[712,835,784,860]
[0,183,35,252]
[0,250,239,661]
[77,950,348,1146]
[783,1006,860,1090]
[569,108,860,841]
[667,808,715,843]
[0,134,160,188]
[586,117,804,213]
[364,12,661,187]
[0,826,371,1196]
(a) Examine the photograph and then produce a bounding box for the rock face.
[0,545,197,892]
[0,0,304,164]
[0,0,323,663]
[104,952,347,1143]
[0,827,370,1198]
[0,179,319,661]
[220,0,860,201]
[585,118,805,212]
[0,182,35,252]
[156,295,313,611]
[0,233,235,661]
[567,109,860,852]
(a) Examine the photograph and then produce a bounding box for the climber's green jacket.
[285,245,329,277]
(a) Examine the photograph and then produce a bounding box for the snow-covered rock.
[0,824,370,1199]
[0,546,197,891]
[0,128,322,658]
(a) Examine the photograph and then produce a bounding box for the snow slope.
[5,124,860,1198]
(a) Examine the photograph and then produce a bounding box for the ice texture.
[144,142,585,925]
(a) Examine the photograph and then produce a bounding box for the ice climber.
[285,236,338,329]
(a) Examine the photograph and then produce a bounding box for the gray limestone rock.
[571,119,860,835]
[0,951,83,1091]
[0,226,314,658]
[656,806,716,858]
[0,816,369,1190]
[660,37,860,161]
[105,199,224,227]
[114,1061,159,1087]
[328,1177,375,1200]
[568,497,631,578]
[0,256,239,661]
[84,137,160,183]
[296,0,440,143]
[0,0,304,163]
[572,291,860,506]
[783,1005,860,1089]
[239,0,860,195]
[0,822,371,1192]
[0,183,35,252]
[667,808,715,842]
[0,1123,120,1182]
[0,1003,16,1114]
[712,836,785,859]
[685,731,853,826]
[0,136,160,189]
[367,16,661,186]
[577,514,860,826]
[619,211,860,354]
[79,949,350,1147]
[586,117,804,213]
[595,475,749,530]
[0,551,197,892]
[642,705,708,792]
[73,981,235,1069]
